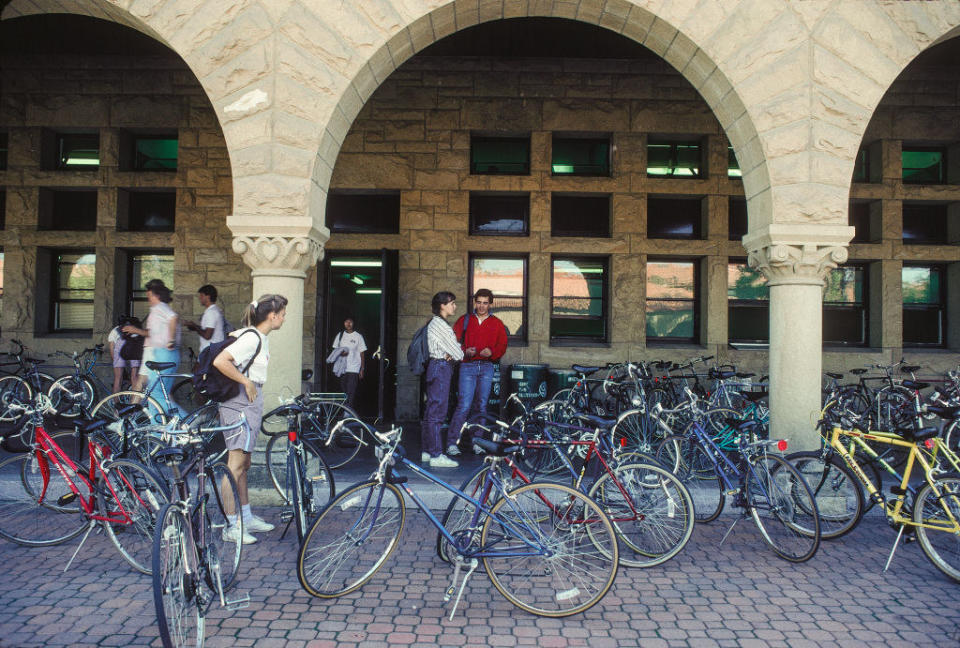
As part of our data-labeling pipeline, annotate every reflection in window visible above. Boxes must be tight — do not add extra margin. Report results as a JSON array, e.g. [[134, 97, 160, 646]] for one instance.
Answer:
[[647, 139, 701, 178], [551, 257, 607, 342], [55, 252, 96, 330], [122, 190, 176, 232], [129, 253, 175, 320], [647, 196, 702, 239], [727, 146, 740, 178], [326, 192, 400, 234], [470, 256, 527, 341], [823, 266, 867, 346], [646, 260, 697, 342], [471, 136, 530, 175], [902, 147, 946, 185], [133, 136, 178, 171], [57, 133, 99, 169], [728, 263, 768, 343], [552, 136, 610, 176], [902, 202, 948, 244], [903, 265, 944, 347], [469, 193, 529, 236]]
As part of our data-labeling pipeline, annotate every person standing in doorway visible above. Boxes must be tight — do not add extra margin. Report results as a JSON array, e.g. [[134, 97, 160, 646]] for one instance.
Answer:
[[447, 289, 508, 455], [329, 316, 366, 412], [214, 294, 288, 544], [421, 291, 463, 468], [185, 284, 226, 353]]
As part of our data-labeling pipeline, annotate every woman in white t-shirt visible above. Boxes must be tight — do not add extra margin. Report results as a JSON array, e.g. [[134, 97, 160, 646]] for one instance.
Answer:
[[122, 280, 180, 414], [213, 294, 287, 544]]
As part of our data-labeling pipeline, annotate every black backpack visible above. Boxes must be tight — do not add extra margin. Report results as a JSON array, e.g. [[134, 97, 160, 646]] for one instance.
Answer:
[[118, 316, 145, 361], [406, 321, 431, 375], [192, 329, 262, 402]]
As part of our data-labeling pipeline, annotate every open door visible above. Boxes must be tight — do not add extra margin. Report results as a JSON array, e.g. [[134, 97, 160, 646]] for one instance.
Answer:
[[319, 250, 398, 421]]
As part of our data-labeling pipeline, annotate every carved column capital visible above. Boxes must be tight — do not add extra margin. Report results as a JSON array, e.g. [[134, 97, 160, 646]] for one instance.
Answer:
[[231, 235, 324, 278], [747, 243, 848, 286]]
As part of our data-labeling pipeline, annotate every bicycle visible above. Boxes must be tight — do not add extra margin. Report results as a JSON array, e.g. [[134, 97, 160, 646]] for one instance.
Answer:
[[297, 425, 620, 618], [0, 342, 56, 424], [0, 392, 169, 574], [151, 417, 249, 648], [46, 345, 114, 417]]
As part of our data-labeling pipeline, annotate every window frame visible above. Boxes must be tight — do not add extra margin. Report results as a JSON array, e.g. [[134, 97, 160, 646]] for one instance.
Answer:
[[55, 131, 100, 170], [468, 253, 529, 345], [645, 258, 700, 344], [551, 134, 611, 177], [647, 195, 704, 240], [902, 146, 947, 185], [727, 146, 741, 178], [646, 137, 704, 179], [852, 147, 870, 184], [550, 193, 611, 238], [468, 192, 530, 237], [125, 251, 175, 320], [470, 134, 531, 176], [38, 188, 98, 231], [50, 249, 96, 334], [132, 134, 179, 172], [823, 264, 869, 347], [902, 201, 949, 245], [902, 263, 946, 348], [325, 190, 401, 235], [727, 260, 769, 344], [549, 255, 610, 346]]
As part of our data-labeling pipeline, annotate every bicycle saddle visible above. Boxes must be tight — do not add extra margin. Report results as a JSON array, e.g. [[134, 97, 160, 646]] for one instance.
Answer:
[[899, 426, 938, 442], [79, 418, 108, 434], [902, 365, 922, 373], [926, 405, 960, 419], [117, 404, 143, 417], [850, 368, 868, 375], [723, 417, 758, 431], [736, 372, 756, 379], [742, 391, 767, 402], [145, 361, 177, 371], [902, 380, 930, 390], [153, 447, 186, 464], [473, 437, 521, 457], [572, 364, 600, 375], [25, 357, 45, 364], [709, 369, 736, 379], [825, 372, 843, 380]]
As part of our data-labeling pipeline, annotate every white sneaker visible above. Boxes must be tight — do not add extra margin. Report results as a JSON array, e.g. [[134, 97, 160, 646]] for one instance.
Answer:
[[430, 454, 459, 468], [446, 444, 461, 456], [244, 515, 275, 533], [223, 524, 256, 545], [472, 443, 487, 455], [421, 452, 431, 463]]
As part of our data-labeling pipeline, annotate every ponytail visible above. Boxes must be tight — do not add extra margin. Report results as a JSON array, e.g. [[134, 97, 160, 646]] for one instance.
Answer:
[[241, 294, 288, 327]]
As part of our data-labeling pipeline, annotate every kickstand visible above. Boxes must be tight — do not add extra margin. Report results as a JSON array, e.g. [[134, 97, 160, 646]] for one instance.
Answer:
[[718, 515, 742, 549], [278, 510, 294, 541], [444, 558, 478, 620], [883, 525, 906, 573], [64, 520, 96, 573]]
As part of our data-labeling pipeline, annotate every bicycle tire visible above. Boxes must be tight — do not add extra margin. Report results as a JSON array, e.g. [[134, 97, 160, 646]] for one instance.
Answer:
[[297, 480, 405, 598], [481, 481, 619, 617], [787, 451, 863, 539], [745, 454, 821, 562], [0, 375, 31, 423], [517, 400, 577, 477], [588, 462, 695, 568], [611, 408, 666, 457], [170, 379, 209, 413], [267, 434, 336, 505], [0, 452, 88, 546], [152, 503, 204, 648], [47, 375, 97, 418], [92, 390, 168, 427], [289, 441, 335, 544], [655, 434, 724, 523], [98, 458, 169, 574], [913, 474, 960, 582], [204, 462, 244, 592]]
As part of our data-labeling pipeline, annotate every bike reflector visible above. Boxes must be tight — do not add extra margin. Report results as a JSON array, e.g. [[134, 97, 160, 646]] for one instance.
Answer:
[[288, 430, 298, 443], [620, 437, 626, 447], [777, 439, 788, 451], [924, 438, 935, 449]]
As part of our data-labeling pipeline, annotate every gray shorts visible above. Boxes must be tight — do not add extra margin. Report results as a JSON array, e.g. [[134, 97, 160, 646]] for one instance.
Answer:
[[219, 383, 263, 453]]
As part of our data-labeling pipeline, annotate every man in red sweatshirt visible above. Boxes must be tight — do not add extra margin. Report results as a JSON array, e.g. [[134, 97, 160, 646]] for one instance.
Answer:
[[446, 288, 508, 455]]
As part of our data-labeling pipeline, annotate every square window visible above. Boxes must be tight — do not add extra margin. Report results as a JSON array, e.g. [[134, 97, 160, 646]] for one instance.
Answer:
[[902, 202, 948, 245], [852, 147, 870, 183], [648, 196, 703, 240], [133, 136, 178, 171], [729, 198, 748, 241], [646, 260, 698, 342], [551, 194, 610, 237], [119, 190, 176, 232], [551, 257, 608, 343], [728, 262, 768, 343], [647, 138, 702, 178], [56, 132, 99, 169], [470, 135, 530, 175], [469, 193, 529, 236], [39, 189, 97, 231], [0, 132, 7, 170], [469, 255, 527, 342], [727, 146, 741, 178], [903, 265, 945, 347], [326, 191, 400, 234], [824, 265, 867, 346], [128, 253, 175, 320], [551, 135, 610, 176], [53, 251, 96, 331], [903, 147, 946, 185]]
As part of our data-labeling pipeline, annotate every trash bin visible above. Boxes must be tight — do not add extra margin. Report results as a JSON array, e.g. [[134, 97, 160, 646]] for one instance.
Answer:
[[509, 364, 549, 406], [487, 362, 503, 416], [548, 369, 579, 399]]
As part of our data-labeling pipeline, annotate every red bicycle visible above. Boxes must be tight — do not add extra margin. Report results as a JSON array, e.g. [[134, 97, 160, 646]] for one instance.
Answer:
[[0, 393, 169, 574]]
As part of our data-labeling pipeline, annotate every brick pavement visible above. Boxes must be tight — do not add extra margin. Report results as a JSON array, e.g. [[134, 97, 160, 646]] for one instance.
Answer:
[[0, 509, 958, 648]]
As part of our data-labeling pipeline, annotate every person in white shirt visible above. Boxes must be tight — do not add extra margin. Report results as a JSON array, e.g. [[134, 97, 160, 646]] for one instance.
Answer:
[[329, 316, 367, 411], [185, 284, 226, 353], [121, 279, 180, 414], [107, 315, 141, 393], [421, 291, 464, 468], [213, 294, 287, 545]]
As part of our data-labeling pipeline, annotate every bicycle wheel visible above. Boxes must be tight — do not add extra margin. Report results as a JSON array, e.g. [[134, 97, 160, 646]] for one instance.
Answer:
[[297, 480, 405, 598], [0, 376, 31, 423], [744, 454, 820, 562], [47, 376, 96, 418], [655, 435, 724, 523], [98, 458, 169, 574], [267, 435, 335, 505], [289, 441, 335, 544], [170, 379, 208, 413], [205, 462, 243, 592], [92, 391, 167, 428], [611, 408, 666, 456], [153, 503, 204, 648], [787, 451, 863, 539], [588, 462, 695, 568], [0, 452, 87, 546], [516, 400, 576, 477], [913, 474, 960, 582], [482, 481, 618, 617]]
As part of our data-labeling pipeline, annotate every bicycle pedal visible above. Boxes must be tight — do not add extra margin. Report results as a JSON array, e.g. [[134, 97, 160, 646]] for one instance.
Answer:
[[224, 593, 250, 610], [279, 511, 294, 524], [58, 493, 78, 506], [724, 488, 740, 496]]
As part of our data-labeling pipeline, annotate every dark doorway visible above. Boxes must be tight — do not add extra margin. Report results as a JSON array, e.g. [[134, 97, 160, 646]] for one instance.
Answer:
[[318, 251, 398, 421]]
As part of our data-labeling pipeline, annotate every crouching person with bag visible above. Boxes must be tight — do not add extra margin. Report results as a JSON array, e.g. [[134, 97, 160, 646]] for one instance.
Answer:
[[213, 294, 288, 544]]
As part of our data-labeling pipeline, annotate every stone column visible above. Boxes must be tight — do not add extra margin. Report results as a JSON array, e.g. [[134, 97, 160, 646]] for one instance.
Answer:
[[231, 234, 324, 410], [745, 226, 851, 449]]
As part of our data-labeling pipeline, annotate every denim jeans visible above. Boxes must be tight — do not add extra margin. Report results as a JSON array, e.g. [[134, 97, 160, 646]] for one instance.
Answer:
[[447, 360, 495, 447], [422, 359, 454, 457]]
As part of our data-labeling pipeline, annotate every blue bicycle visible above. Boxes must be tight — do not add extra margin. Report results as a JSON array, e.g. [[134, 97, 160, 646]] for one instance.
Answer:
[[296, 424, 619, 618]]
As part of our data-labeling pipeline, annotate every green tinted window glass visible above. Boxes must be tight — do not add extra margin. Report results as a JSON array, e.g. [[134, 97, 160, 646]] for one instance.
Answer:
[[646, 143, 672, 176], [471, 256, 526, 339], [902, 266, 941, 304], [471, 136, 530, 175], [135, 137, 178, 171], [824, 266, 864, 304], [675, 144, 701, 176], [552, 137, 609, 176], [647, 141, 701, 177], [902, 148, 945, 184], [646, 260, 697, 341], [58, 133, 99, 169], [727, 146, 741, 178], [55, 252, 95, 330], [551, 258, 607, 341], [728, 264, 767, 300], [852, 148, 869, 183]]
